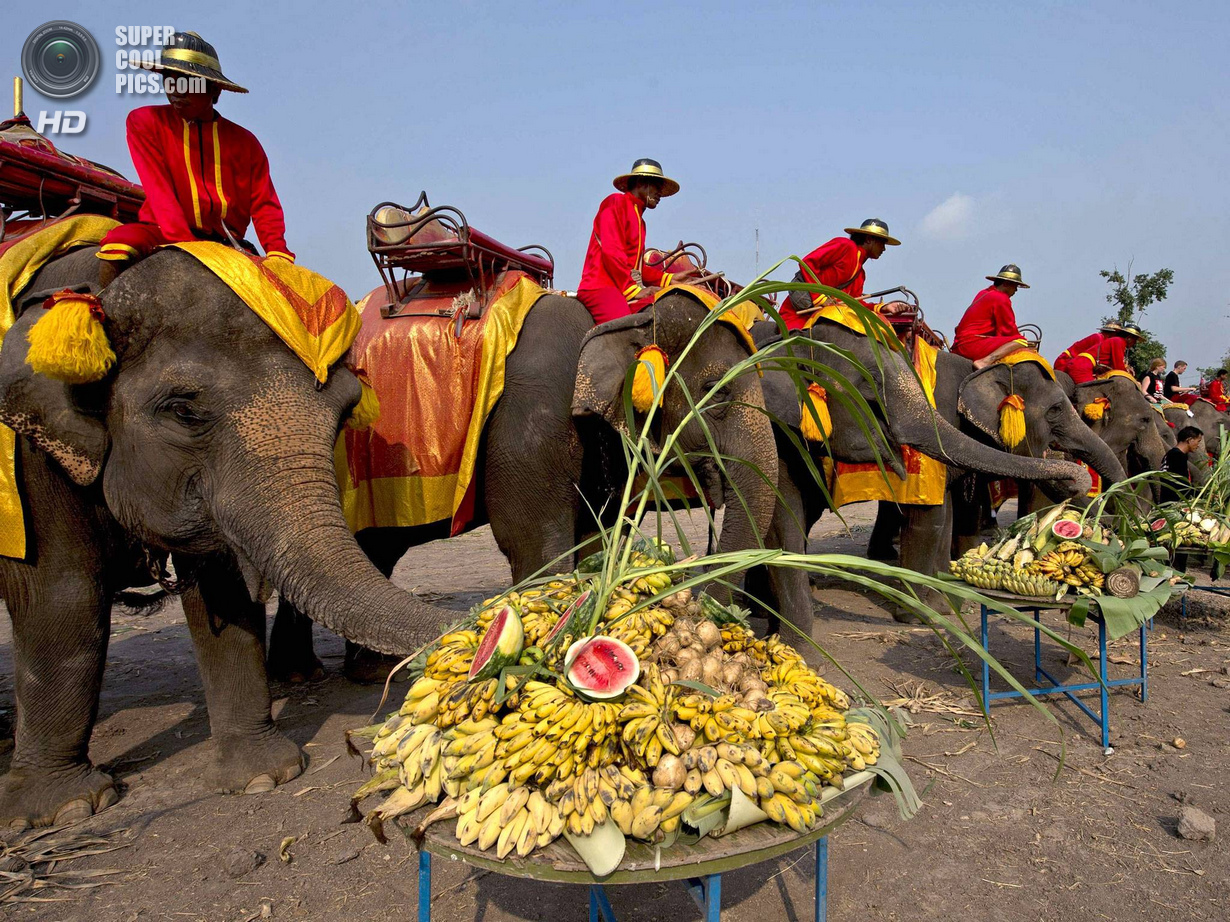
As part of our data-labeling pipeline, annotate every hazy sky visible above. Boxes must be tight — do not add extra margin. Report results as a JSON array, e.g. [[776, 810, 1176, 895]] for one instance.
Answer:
[[7, 1, 1229, 370]]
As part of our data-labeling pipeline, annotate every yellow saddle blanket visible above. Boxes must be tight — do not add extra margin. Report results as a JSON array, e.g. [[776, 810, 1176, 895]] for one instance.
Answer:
[[824, 338, 947, 507], [0, 215, 119, 560], [336, 272, 546, 535], [996, 348, 1055, 380]]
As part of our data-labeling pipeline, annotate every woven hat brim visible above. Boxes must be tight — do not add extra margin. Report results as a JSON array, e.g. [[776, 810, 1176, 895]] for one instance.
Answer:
[[844, 227, 900, 245], [613, 174, 680, 197], [986, 275, 1029, 288], [139, 58, 248, 93]]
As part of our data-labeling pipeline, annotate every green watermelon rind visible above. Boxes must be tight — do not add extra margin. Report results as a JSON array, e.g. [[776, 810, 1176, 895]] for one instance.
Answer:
[[468, 605, 525, 682]]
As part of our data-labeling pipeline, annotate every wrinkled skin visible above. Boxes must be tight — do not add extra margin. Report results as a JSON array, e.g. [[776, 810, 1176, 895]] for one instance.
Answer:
[[748, 320, 1109, 630], [0, 248, 457, 827], [267, 292, 778, 683]]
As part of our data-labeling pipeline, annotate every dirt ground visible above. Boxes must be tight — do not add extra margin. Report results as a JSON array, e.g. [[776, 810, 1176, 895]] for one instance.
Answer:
[[1, 501, 1227, 922]]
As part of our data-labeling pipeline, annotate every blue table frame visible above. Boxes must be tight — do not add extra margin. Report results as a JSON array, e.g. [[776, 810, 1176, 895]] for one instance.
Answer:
[[1180, 583, 1230, 620], [416, 836, 831, 922], [979, 601, 1147, 752]]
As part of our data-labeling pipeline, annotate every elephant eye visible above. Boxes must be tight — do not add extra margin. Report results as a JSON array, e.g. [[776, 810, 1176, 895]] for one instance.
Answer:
[[163, 397, 207, 427]]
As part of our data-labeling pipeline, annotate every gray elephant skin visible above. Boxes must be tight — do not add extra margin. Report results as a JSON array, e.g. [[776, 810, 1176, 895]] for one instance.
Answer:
[[268, 291, 779, 683], [748, 320, 1122, 632], [0, 247, 460, 827]]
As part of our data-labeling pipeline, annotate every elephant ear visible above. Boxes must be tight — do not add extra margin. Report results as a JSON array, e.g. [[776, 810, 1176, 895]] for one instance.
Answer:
[[956, 364, 1012, 445], [570, 311, 656, 433], [0, 301, 109, 486]]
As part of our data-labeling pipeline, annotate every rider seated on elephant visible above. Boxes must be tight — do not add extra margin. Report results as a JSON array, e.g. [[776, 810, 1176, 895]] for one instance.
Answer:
[[96, 31, 293, 286], [1054, 322, 1142, 384], [780, 219, 911, 331], [576, 159, 695, 325], [951, 264, 1031, 369]]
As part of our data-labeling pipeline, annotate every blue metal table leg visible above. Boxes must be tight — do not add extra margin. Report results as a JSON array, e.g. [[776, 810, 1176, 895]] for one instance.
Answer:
[[705, 873, 721, 922], [418, 851, 431, 922], [815, 836, 829, 922], [589, 885, 617, 922], [1139, 621, 1148, 702], [980, 605, 991, 707], [1033, 607, 1042, 682], [1098, 616, 1110, 751]]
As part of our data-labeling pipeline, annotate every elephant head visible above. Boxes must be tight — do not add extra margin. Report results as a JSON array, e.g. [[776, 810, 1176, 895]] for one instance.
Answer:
[[955, 356, 1125, 494], [1071, 375, 1169, 476], [571, 291, 777, 553], [0, 248, 450, 655]]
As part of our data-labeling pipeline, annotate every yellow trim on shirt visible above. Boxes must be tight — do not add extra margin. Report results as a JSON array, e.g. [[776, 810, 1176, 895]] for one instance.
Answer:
[[181, 120, 202, 229], [211, 121, 228, 222]]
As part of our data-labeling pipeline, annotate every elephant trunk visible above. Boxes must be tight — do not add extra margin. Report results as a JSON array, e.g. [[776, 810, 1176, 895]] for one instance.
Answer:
[[1051, 410, 1127, 485], [214, 440, 456, 657]]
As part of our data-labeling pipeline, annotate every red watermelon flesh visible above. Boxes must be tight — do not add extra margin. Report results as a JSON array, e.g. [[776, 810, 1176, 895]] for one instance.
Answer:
[[468, 605, 524, 681], [1149, 518, 1168, 532], [565, 636, 640, 700], [545, 590, 592, 646], [1051, 519, 1083, 540]]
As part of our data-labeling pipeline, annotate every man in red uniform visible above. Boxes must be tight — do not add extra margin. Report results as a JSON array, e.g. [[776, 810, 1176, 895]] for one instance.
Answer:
[[97, 32, 292, 284], [576, 159, 693, 325], [781, 219, 909, 330], [952, 264, 1030, 369], [1054, 322, 1141, 384]]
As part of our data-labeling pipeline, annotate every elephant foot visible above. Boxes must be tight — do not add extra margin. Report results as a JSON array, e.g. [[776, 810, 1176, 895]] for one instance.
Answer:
[[267, 627, 326, 685], [866, 541, 898, 562], [889, 605, 922, 624], [0, 764, 119, 830], [267, 655, 326, 685], [210, 731, 305, 795], [343, 642, 411, 686]]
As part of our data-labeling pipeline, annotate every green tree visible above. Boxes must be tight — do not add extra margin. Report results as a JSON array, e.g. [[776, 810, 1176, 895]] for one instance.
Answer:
[[1099, 264, 1173, 375]]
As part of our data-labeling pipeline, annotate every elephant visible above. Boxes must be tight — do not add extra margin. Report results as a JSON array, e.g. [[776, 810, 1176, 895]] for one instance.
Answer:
[[1164, 401, 1229, 458], [267, 290, 779, 682], [0, 246, 461, 827], [745, 319, 1116, 633], [1062, 374, 1172, 499]]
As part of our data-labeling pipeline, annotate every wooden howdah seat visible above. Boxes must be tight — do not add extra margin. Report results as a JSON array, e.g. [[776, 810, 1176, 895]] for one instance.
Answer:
[[367, 193, 554, 321], [0, 113, 144, 239]]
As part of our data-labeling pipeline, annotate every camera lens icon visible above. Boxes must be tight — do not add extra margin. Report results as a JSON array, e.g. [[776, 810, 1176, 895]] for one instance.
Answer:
[[21, 21, 100, 99]]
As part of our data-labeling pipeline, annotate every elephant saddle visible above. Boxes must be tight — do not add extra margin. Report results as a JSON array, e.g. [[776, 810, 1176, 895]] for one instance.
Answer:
[[336, 271, 548, 535]]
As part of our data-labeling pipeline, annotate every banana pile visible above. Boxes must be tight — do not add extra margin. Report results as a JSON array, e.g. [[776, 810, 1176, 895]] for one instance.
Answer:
[[348, 562, 882, 867], [1032, 544, 1105, 590], [950, 539, 1107, 599]]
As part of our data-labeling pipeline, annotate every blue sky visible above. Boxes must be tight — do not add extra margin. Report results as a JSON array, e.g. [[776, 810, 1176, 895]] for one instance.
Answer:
[[7, 1, 1229, 371]]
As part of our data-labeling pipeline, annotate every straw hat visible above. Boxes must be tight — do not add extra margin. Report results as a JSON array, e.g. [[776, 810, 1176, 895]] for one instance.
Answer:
[[843, 218, 900, 246], [140, 32, 248, 93], [613, 159, 679, 197], [985, 264, 1029, 288]]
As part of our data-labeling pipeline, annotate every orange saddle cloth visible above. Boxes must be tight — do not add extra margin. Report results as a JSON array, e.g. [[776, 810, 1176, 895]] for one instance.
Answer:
[[335, 270, 547, 535]]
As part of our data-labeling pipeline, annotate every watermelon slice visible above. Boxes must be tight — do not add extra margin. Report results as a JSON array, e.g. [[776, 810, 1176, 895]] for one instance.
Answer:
[[1051, 519, 1083, 540], [564, 636, 640, 700], [544, 589, 595, 647], [1149, 518, 1168, 533], [468, 605, 524, 682]]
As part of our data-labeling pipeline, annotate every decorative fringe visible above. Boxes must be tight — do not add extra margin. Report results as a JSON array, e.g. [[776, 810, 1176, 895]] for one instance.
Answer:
[[1082, 397, 1110, 421], [800, 383, 832, 442], [631, 344, 668, 413], [25, 290, 115, 384], [998, 394, 1026, 448], [346, 371, 381, 430]]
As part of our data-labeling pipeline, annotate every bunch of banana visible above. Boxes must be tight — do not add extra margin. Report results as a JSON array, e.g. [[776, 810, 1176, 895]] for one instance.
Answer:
[[617, 784, 694, 840], [762, 732, 846, 782], [514, 681, 622, 779], [619, 666, 680, 766], [436, 676, 504, 729], [844, 721, 880, 770], [440, 716, 505, 795], [764, 661, 850, 711], [397, 675, 454, 725], [949, 556, 1011, 589], [997, 569, 1067, 599], [455, 784, 565, 859], [680, 742, 762, 798], [672, 693, 758, 744], [477, 583, 579, 647], [719, 622, 763, 656], [750, 691, 811, 740], [1030, 547, 1104, 588], [601, 606, 674, 658], [759, 763, 823, 834], [423, 630, 479, 681]]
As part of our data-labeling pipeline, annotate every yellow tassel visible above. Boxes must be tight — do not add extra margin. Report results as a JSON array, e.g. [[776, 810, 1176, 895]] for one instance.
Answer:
[[998, 394, 1026, 448], [631, 344, 668, 413], [346, 373, 381, 430], [25, 291, 115, 384], [800, 383, 832, 442], [1082, 397, 1110, 421]]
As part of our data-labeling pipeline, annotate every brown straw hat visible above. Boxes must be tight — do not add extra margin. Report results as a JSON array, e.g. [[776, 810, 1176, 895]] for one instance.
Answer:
[[843, 218, 900, 246], [986, 264, 1029, 288], [139, 31, 248, 93], [612, 159, 679, 197]]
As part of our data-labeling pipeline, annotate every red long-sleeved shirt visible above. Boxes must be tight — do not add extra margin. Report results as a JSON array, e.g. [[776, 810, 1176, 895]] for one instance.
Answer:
[[780, 236, 869, 329], [578, 192, 669, 300], [952, 287, 1022, 351], [127, 105, 292, 259], [1055, 332, 1127, 372]]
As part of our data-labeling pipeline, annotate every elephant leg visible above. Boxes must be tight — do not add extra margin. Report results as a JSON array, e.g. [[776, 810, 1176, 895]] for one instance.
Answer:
[[183, 558, 304, 794], [0, 571, 118, 828], [342, 528, 418, 684], [488, 459, 581, 584], [267, 599, 323, 683], [950, 481, 982, 558], [867, 502, 902, 560], [895, 501, 953, 623]]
